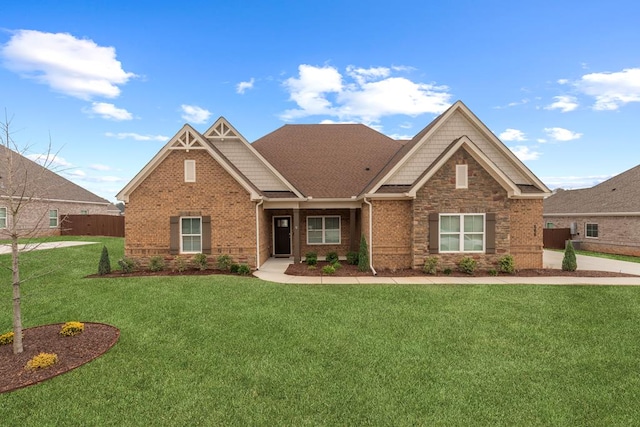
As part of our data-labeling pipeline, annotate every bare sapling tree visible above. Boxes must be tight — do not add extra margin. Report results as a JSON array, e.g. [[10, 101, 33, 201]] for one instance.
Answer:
[[1, 113, 61, 354]]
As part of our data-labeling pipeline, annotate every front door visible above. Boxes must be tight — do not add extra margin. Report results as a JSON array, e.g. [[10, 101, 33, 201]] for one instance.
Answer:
[[273, 216, 292, 256]]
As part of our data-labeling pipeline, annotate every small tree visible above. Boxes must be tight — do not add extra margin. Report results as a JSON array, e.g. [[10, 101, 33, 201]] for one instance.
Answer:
[[357, 235, 370, 272], [562, 240, 577, 272], [98, 246, 111, 275]]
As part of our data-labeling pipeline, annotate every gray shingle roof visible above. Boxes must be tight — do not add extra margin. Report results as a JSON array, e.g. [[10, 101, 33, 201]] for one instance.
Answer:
[[544, 164, 640, 213]]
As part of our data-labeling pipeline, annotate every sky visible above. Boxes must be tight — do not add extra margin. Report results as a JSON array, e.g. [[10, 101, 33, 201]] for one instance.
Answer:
[[1, 0, 639, 202]]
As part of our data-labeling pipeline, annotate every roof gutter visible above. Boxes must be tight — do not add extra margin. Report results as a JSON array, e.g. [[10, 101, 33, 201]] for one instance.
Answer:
[[363, 197, 377, 276]]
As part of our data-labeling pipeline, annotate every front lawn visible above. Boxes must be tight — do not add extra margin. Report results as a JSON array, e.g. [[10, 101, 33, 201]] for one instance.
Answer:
[[2, 237, 640, 425]]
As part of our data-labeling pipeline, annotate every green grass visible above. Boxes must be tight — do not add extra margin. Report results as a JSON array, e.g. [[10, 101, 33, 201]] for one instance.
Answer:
[[2, 238, 640, 425]]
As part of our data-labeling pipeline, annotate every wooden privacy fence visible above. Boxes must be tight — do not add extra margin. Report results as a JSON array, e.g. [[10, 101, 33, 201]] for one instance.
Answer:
[[60, 215, 124, 237], [543, 228, 571, 249]]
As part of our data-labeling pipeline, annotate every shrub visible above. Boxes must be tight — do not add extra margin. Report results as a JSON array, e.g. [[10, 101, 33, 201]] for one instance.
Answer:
[[332, 261, 342, 270], [488, 268, 499, 276], [237, 264, 251, 275], [358, 235, 370, 272], [26, 352, 58, 370], [230, 263, 240, 274], [60, 321, 84, 337], [346, 251, 359, 265], [443, 267, 452, 275], [118, 257, 138, 273], [98, 245, 111, 275], [173, 256, 188, 272], [499, 255, 516, 274], [325, 251, 339, 264], [423, 256, 438, 275], [562, 240, 578, 272], [305, 252, 318, 266], [193, 253, 208, 270], [308, 265, 317, 270], [0, 331, 14, 345], [217, 254, 233, 271], [322, 264, 336, 275], [149, 256, 165, 272], [458, 256, 477, 275]]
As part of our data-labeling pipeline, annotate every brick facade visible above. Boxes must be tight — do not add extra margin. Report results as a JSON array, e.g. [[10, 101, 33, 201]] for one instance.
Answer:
[[370, 200, 413, 269], [124, 149, 259, 268]]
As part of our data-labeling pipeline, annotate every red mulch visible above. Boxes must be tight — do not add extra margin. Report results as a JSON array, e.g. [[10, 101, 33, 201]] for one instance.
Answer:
[[0, 323, 119, 394], [285, 261, 639, 278]]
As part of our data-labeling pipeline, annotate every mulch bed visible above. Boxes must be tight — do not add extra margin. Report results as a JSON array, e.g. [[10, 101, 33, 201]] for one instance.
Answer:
[[285, 261, 639, 278], [86, 268, 255, 278], [0, 322, 120, 394]]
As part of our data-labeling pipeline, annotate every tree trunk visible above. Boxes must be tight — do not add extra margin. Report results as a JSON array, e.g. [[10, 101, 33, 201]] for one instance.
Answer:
[[12, 238, 23, 354]]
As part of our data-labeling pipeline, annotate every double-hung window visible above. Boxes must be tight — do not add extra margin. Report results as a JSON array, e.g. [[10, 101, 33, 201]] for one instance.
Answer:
[[439, 214, 485, 252], [181, 217, 202, 253], [586, 223, 598, 238], [0, 207, 6, 229], [49, 209, 58, 228], [307, 216, 340, 244]]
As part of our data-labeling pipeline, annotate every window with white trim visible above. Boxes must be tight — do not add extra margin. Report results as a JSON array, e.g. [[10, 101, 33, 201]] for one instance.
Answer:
[[456, 164, 468, 189], [440, 214, 485, 252], [307, 216, 341, 244], [184, 160, 196, 182], [586, 223, 598, 238], [49, 209, 58, 228], [0, 207, 6, 229], [181, 217, 202, 253]]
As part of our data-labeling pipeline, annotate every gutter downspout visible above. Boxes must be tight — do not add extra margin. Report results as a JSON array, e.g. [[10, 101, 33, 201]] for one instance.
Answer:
[[255, 198, 264, 270], [363, 197, 377, 276]]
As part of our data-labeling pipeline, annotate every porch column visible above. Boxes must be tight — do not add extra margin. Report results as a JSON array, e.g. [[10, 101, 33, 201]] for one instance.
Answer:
[[350, 208, 357, 252], [293, 208, 301, 263]]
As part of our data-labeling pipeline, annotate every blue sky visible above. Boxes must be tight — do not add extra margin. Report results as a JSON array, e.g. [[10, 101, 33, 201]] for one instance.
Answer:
[[1, 0, 639, 202]]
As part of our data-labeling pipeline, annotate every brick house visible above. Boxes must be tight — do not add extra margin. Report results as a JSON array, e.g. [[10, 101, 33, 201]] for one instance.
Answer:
[[544, 164, 640, 257], [0, 144, 116, 238], [117, 101, 550, 271]]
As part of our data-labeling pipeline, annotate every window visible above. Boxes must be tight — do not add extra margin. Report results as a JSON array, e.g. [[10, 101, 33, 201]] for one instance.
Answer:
[[439, 214, 484, 252], [81, 210, 88, 215], [181, 217, 202, 252], [586, 223, 598, 238], [307, 216, 340, 244], [0, 207, 6, 229], [49, 209, 58, 228], [184, 160, 196, 182], [456, 164, 468, 189], [546, 222, 554, 229]]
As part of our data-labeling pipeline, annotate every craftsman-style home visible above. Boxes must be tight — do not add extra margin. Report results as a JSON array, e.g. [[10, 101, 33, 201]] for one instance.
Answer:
[[117, 101, 550, 271]]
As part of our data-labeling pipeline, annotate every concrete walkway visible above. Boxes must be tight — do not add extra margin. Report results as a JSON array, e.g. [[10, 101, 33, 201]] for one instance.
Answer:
[[253, 251, 640, 286], [0, 241, 99, 255]]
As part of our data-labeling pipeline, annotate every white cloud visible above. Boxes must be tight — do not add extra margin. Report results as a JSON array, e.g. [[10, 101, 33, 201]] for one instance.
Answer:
[[537, 138, 547, 143], [88, 102, 133, 120], [557, 79, 569, 85], [236, 78, 255, 94], [105, 132, 169, 141], [577, 68, 640, 110], [181, 104, 211, 124], [399, 122, 413, 129], [545, 95, 578, 112], [509, 145, 540, 161], [544, 127, 582, 141], [26, 153, 71, 167], [65, 169, 86, 177], [281, 64, 451, 123], [499, 128, 527, 141], [90, 164, 111, 171], [0, 29, 136, 100], [542, 174, 612, 190]]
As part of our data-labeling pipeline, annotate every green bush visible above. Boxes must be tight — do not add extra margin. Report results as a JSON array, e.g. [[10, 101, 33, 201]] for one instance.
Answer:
[[193, 253, 208, 270], [305, 252, 317, 266], [325, 251, 339, 264], [488, 268, 498, 276], [237, 264, 251, 275], [118, 257, 138, 273], [173, 256, 188, 272], [423, 256, 438, 275], [458, 257, 477, 275], [332, 261, 342, 270], [562, 240, 578, 272], [230, 263, 240, 274], [149, 256, 166, 272], [443, 267, 452, 275], [98, 245, 111, 275], [322, 264, 336, 275], [346, 251, 359, 265], [358, 235, 370, 272], [217, 254, 233, 271], [499, 255, 516, 274]]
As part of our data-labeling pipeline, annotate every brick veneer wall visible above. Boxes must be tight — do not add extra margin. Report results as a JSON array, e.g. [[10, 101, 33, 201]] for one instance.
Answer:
[[125, 149, 259, 268], [371, 200, 413, 269], [545, 216, 640, 257]]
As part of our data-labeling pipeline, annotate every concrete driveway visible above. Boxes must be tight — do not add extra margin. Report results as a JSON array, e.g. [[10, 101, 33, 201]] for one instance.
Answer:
[[543, 250, 640, 275], [0, 241, 98, 255]]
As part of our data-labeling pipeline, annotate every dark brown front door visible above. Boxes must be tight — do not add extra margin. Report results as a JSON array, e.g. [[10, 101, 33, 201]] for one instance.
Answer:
[[274, 216, 291, 256]]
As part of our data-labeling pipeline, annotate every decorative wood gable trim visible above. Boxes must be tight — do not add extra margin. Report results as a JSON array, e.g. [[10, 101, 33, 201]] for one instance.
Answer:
[[204, 117, 304, 199], [169, 127, 207, 150]]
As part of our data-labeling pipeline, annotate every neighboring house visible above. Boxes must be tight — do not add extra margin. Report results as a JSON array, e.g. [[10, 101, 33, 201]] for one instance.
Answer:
[[117, 101, 550, 271], [0, 144, 116, 238], [543, 164, 640, 257]]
